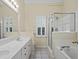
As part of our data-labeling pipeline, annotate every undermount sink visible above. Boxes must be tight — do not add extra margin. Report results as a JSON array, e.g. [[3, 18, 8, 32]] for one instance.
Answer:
[[0, 50, 9, 57], [16, 37, 23, 41]]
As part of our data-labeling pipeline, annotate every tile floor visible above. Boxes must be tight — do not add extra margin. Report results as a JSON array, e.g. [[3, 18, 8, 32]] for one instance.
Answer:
[[30, 48, 49, 59]]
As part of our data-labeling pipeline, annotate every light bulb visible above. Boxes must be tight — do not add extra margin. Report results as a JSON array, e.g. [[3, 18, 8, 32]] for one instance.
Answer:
[[11, 0, 14, 2], [14, 1, 16, 5], [16, 5, 19, 8]]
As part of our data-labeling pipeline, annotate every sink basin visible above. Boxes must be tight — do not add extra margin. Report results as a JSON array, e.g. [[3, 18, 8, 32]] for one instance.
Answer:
[[16, 38, 23, 41], [0, 50, 9, 57]]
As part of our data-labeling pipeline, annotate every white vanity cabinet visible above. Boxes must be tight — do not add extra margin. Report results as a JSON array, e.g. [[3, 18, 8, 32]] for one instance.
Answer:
[[12, 39, 32, 59], [22, 45, 28, 59], [26, 40, 32, 59], [22, 40, 32, 59]]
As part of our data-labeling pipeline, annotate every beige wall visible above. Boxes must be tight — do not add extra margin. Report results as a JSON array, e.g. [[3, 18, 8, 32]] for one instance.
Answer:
[[24, 3, 63, 47], [17, 0, 26, 32], [63, 0, 77, 12]]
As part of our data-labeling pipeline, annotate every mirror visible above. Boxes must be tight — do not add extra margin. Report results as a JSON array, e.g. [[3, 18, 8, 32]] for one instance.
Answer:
[[0, 1, 18, 39]]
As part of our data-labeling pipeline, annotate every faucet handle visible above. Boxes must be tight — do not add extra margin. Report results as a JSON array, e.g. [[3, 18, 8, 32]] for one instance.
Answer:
[[72, 41, 78, 44], [61, 46, 70, 48], [60, 46, 70, 50]]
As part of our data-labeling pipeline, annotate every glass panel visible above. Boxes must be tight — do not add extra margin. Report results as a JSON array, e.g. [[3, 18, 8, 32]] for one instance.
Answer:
[[6, 27, 8, 32], [38, 27, 41, 35], [10, 27, 12, 32], [42, 27, 45, 35], [54, 13, 75, 32]]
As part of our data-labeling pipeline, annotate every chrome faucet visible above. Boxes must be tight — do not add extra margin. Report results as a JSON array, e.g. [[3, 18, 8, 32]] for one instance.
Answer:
[[72, 41, 78, 44], [61, 46, 70, 48], [60, 46, 70, 50]]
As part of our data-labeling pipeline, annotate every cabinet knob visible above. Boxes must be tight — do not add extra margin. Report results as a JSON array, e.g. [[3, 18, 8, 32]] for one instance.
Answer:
[[24, 53, 26, 55], [24, 48, 26, 49]]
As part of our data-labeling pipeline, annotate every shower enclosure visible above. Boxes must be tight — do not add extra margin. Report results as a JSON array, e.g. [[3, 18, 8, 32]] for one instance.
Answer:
[[53, 13, 76, 32], [48, 13, 76, 49]]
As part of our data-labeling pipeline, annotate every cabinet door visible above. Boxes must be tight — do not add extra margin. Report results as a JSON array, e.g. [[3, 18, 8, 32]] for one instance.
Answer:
[[12, 50, 22, 59], [21, 40, 32, 59], [22, 47, 27, 59], [17, 50, 22, 59], [26, 40, 32, 59]]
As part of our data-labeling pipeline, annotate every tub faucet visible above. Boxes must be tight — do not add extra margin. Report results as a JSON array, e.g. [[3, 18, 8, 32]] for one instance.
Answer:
[[60, 46, 70, 50], [61, 46, 70, 49], [72, 41, 78, 44]]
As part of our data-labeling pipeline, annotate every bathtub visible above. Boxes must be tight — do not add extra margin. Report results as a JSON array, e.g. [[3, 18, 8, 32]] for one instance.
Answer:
[[55, 46, 78, 59]]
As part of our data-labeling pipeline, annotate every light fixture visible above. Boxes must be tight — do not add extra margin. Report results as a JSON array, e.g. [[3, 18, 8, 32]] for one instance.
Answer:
[[3, 0, 19, 12], [11, 0, 14, 2], [16, 4, 19, 8], [10, 0, 19, 8], [14, 1, 16, 5]]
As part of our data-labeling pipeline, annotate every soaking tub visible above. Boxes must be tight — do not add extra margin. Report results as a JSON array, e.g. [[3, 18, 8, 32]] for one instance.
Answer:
[[56, 46, 78, 59]]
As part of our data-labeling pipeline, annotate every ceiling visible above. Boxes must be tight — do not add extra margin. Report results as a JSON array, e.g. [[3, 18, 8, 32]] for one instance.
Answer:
[[24, 0, 64, 4]]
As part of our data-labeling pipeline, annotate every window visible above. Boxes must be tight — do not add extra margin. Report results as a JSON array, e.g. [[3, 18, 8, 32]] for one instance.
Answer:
[[6, 27, 8, 32], [10, 27, 12, 32], [36, 16, 47, 37], [42, 27, 45, 35], [38, 27, 41, 35], [3, 16, 13, 32]]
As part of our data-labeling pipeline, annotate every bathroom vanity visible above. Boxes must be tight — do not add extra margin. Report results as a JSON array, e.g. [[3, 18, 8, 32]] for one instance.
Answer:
[[0, 36, 32, 59]]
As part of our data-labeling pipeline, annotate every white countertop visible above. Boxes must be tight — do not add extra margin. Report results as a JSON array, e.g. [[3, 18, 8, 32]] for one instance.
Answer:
[[0, 36, 31, 59]]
